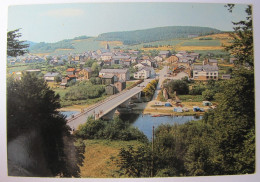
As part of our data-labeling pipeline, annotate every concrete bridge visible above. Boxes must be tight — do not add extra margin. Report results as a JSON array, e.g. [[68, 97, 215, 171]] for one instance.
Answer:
[[66, 79, 152, 130]]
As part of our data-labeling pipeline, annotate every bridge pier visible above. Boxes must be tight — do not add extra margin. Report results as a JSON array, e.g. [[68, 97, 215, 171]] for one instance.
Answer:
[[119, 99, 130, 108], [131, 92, 142, 103], [101, 108, 117, 120]]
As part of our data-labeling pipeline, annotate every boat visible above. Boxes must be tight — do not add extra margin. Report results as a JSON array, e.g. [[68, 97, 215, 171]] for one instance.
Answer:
[[152, 114, 163, 117]]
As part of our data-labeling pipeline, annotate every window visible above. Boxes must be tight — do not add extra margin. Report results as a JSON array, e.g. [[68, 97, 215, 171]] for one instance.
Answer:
[[214, 73, 217, 75], [206, 73, 209, 75], [210, 73, 213, 75]]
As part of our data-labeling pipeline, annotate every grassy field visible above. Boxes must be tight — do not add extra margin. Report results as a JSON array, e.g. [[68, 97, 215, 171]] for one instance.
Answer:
[[7, 64, 29, 73], [181, 39, 221, 46], [80, 139, 145, 178]]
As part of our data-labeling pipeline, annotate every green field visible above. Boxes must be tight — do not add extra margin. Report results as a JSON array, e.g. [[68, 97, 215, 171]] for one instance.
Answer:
[[181, 39, 221, 46], [128, 39, 185, 49]]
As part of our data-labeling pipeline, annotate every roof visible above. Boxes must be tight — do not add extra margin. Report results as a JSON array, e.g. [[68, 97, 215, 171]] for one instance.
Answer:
[[209, 59, 218, 63], [44, 72, 60, 77], [83, 67, 92, 72], [112, 55, 130, 60], [193, 65, 219, 71], [100, 69, 128, 74], [159, 51, 170, 54], [66, 68, 76, 72], [102, 75, 115, 79], [67, 75, 77, 78]]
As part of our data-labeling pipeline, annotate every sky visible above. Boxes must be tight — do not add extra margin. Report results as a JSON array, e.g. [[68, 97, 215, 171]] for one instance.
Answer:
[[8, 2, 249, 43]]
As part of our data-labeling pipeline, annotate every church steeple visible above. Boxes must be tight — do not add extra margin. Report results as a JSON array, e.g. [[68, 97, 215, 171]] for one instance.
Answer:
[[105, 43, 110, 50]]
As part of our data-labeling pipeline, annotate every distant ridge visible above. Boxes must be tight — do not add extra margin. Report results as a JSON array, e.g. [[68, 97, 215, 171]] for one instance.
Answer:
[[96, 26, 222, 45]]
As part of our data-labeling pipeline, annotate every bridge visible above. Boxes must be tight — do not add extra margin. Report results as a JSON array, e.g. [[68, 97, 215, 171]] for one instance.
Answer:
[[66, 79, 152, 130]]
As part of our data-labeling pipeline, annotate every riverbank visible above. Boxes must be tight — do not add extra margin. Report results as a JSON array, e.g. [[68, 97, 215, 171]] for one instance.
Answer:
[[129, 100, 207, 116]]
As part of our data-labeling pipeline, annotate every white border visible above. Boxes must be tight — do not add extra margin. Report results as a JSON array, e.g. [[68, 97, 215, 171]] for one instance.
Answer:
[[0, 0, 259, 182]]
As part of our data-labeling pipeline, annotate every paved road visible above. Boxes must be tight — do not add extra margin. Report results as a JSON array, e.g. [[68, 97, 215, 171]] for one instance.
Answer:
[[153, 66, 168, 100], [67, 78, 152, 130]]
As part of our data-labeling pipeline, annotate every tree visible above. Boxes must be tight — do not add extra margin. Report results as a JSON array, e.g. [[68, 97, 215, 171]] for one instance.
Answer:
[[225, 5, 253, 67], [164, 80, 189, 95], [7, 29, 29, 57], [54, 75, 62, 83], [7, 73, 80, 177]]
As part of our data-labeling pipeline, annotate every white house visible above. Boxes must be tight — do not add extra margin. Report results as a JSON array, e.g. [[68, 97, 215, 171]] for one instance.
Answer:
[[193, 65, 219, 81], [134, 69, 150, 79]]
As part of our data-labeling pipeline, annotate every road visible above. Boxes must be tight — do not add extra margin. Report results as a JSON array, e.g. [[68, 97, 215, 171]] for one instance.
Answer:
[[153, 66, 168, 100]]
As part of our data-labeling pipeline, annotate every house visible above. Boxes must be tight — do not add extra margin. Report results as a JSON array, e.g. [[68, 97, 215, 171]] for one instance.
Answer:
[[140, 60, 152, 67], [193, 65, 219, 81], [105, 84, 116, 95], [134, 69, 150, 79], [114, 81, 126, 92], [159, 51, 170, 58], [154, 56, 163, 62], [101, 75, 117, 85], [178, 59, 191, 69], [99, 69, 130, 81], [44, 72, 60, 82], [76, 67, 92, 80], [133, 63, 147, 70], [203, 59, 218, 66], [66, 68, 76, 75], [165, 55, 179, 64]]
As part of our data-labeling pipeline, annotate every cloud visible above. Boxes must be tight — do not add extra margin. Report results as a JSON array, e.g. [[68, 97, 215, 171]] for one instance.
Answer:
[[44, 8, 84, 17]]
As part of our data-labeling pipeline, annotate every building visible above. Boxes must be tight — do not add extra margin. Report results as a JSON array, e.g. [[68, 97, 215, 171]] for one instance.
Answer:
[[165, 55, 179, 64], [114, 81, 126, 92], [76, 67, 92, 80], [101, 75, 117, 85], [99, 69, 130, 81], [105, 84, 116, 95], [44, 72, 60, 82], [134, 69, 150, 79], [66, 68, 76, 75], [203, 59, 218, 66], [193, 65, 219, 81], [159, 51, 170, 58]]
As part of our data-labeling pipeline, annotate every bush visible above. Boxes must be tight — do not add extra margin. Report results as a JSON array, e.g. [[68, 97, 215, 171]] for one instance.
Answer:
[[164, 80, 189, 95], [202, 89, 215, 101], [75, 116, 148, 143]]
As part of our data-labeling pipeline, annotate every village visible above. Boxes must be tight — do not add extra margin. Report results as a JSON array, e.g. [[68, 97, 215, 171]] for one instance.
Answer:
[[7, 43, 235, 116]]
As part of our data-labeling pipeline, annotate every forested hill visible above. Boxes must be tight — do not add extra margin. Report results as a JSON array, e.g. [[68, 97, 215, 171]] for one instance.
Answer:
[[96, 26, 222, 45]]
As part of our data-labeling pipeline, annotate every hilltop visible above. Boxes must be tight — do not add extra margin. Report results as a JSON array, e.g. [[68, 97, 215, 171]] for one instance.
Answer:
[[96, 26, 222, 45], [28, 26, 225, 55]]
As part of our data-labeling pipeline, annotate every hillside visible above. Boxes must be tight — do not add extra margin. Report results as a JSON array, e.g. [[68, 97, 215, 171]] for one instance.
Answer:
[[96, 26, 222, 45]]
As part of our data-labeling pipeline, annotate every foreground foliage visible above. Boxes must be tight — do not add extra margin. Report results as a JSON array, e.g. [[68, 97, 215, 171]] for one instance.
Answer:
[[7, 73, 81, 177]]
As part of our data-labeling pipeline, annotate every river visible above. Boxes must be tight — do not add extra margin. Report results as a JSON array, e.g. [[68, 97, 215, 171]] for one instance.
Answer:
[[119, 113, 202, 140]]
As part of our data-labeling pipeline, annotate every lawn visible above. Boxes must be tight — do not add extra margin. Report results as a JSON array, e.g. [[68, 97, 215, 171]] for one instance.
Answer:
[[80, 139, 145, 178]]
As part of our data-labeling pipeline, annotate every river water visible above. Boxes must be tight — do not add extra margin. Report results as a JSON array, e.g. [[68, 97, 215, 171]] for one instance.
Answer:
[[61, 111, 80, 119], [119, 113, 202, 140]]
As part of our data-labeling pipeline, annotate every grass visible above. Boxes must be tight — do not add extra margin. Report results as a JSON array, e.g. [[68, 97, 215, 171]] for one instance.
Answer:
[[181, 39, 221, 47], [178, 95, 204, 102], [80, 139, 145, 178], [7, 65, 29, 73]]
